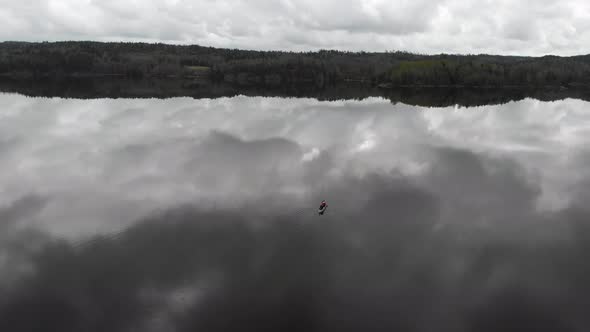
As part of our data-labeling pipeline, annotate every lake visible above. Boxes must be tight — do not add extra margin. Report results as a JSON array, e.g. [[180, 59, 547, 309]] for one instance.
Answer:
[[1, 92, 589, 331]]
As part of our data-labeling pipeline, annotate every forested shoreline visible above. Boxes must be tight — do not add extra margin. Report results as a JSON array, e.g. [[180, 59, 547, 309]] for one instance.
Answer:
[[3, 41, 590, 89]]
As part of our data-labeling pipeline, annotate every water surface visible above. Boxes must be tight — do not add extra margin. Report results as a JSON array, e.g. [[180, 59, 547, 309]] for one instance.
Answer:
[[1, 94, 590, 331]]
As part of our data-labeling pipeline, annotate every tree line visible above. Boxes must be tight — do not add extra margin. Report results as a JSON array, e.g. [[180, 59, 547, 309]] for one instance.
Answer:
[[1, 41, 590, 88]]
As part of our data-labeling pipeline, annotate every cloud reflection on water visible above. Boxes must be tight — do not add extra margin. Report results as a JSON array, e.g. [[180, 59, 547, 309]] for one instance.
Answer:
[[1, 94, 590, 331]]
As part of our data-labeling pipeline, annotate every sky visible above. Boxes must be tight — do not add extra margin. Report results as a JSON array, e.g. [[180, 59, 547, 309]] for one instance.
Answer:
[[1, 0, 590, 55], [3, 94, 590, 330]]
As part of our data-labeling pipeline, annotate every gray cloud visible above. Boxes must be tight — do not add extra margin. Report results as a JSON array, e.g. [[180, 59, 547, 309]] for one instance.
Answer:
[[1, 0, 589, 55], [0, 194, 47, 230]]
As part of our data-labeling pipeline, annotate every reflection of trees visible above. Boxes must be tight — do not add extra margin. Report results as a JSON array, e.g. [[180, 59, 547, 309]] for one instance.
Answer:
[[1, 77, 590, 108]]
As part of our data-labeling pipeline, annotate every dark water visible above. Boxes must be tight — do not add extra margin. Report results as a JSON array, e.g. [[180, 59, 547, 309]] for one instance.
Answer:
[[1, 93, 590, 331], [3, 77, 590, 107]]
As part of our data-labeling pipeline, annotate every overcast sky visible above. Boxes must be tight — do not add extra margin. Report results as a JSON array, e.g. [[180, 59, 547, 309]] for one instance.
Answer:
[[1, 0, 589, 55]]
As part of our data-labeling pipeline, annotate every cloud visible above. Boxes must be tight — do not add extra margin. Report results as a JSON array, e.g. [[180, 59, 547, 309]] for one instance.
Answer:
[[0, 195, 48, 230], [0, 195, 52, 291], [0, 0, 589, 55], [301, 147, 320, 162]]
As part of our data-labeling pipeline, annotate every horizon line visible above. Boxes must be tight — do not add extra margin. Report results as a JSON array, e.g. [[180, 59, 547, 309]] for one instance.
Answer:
[[1, 39, 588, 59]]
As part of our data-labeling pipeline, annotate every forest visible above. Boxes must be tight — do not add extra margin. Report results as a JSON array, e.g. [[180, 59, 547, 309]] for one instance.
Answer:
[[2, 41, 590, 88]]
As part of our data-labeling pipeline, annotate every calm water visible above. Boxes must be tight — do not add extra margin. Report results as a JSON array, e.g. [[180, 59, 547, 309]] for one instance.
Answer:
[[1, 93, 590, 331]]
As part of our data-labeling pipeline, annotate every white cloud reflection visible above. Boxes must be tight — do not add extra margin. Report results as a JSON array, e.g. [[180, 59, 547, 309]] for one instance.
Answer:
[[1, 94, 590, 238]]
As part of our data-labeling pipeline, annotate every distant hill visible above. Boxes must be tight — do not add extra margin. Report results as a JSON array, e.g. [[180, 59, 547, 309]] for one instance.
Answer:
[[2, 41, 590, 89]]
